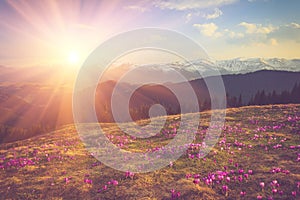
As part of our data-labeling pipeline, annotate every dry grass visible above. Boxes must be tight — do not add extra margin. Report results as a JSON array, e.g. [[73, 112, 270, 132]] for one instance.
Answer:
[[0, 104, 299, 199]]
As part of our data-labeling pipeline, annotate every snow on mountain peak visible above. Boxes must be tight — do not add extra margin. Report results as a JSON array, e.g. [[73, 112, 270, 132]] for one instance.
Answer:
[[108, 58, 300, 84]]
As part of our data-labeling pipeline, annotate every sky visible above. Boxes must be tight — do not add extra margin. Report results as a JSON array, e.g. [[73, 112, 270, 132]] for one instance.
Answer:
[[0, 0, 300, 67]]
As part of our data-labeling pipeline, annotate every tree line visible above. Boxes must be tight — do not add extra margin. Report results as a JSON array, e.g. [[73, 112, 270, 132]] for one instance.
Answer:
[[1, 83, 299, 143], [227, 82, 300, 107], [0, 124, 51, 143]]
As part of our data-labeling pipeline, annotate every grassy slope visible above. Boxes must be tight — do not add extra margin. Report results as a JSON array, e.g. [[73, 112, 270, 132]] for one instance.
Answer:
[[0, 104, 299, 200]]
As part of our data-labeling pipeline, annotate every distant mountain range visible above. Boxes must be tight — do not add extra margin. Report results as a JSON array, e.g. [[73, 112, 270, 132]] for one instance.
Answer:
[[1, 58, 299, 85], [0, 58, 300, 143], [216, 58, 300, 74], [102, 58, 300, 84], [95, 70, 300, 122], [0, 65, 76, 85]]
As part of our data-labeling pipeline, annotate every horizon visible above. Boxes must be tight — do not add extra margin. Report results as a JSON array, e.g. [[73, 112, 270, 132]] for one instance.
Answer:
[[1, 56, 300, 69]]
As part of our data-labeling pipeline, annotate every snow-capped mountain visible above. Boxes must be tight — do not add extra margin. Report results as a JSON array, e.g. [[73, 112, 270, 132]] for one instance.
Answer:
[[166, 57, 300, 75], [104, 58, 300, 84], [216, 58, 300, 74]]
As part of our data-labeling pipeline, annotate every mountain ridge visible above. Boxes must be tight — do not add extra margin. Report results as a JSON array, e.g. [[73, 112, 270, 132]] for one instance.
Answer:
[[101, 58, 300, 84]]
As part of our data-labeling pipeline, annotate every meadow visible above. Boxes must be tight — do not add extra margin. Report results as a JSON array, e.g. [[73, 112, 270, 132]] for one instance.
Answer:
[[0, 104, 299, 199]]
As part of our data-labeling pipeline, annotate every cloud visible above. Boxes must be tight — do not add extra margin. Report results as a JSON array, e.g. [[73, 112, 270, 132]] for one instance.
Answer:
[[185, 8, 223, 22], [204, 8, 223, 19], [224, 29, 244, 38], [154, 0, 238, 11], [268, 22, 300, 43], [239, 22, 257, 33], [289, 22, 300, 29], [225, 22, 276, 46], [124, 5, 148, 12], [193, 23, 222, 37], [239, 22, 276, 34], [185, 13, 194, 22], [248, 0, 271, 2], [193, 21, 300, 48], [226, 22, 299, 46]]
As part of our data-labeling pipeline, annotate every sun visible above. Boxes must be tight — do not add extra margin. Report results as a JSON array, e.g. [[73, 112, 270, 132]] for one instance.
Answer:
[[67, 51, 80, 64]]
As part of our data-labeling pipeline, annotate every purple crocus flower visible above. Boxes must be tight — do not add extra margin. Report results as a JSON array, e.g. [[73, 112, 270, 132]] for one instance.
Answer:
[[222, 185, 228, 192], [125, 171, 135, 179], [112, 180, 118, 186], [194, 174, 200, 179], [185, 174, 192, 179], [238, 176, 243, 182], [103, 185, 108, 190], [84, 179, 92, 184], [240, 191, 246, 197], [193, 178, 200, 184], [170, 189, 180, 199]]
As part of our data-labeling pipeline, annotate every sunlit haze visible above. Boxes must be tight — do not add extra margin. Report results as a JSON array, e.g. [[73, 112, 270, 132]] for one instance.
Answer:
[[0, 0, 300, 68]]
